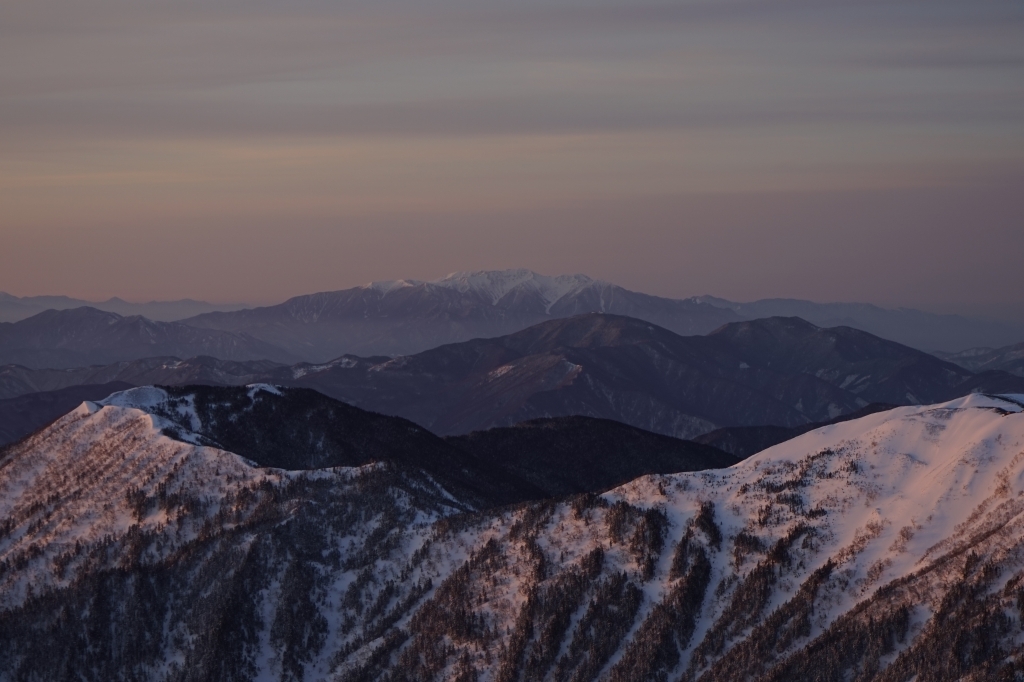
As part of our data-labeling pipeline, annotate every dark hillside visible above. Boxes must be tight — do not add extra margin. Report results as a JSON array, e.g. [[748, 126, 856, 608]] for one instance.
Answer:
[[446, 415, 738, 497]]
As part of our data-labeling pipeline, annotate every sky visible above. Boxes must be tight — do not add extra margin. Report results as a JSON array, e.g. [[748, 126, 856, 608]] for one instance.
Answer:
[[1, 0, 1022, 319]]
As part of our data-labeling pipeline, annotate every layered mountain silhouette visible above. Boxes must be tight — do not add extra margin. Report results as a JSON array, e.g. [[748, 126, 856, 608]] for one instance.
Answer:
[[3, 387, 1024, 680], [184, 270, 1024, 357], [0, 355, 284, 400], [184, 270, 1024, 358], [278, 314, 1024, 438], [0, 307, 295, 369], [6, 272, 1019, 369], [182, 269, 741, 360], [697, 295, 1023, 352], [3, 314, 1022, 443], [0, 291, 250, 323]]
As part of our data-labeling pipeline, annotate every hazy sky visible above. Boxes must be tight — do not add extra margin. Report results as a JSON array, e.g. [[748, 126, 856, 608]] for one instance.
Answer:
[[1, 0, 1022, 317]]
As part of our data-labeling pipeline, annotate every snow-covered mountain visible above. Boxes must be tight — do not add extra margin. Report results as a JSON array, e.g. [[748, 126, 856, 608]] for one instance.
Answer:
[[182, 269, 741, 361], [178, 270, 1023, 360], [7, 272, 1020, 361], [365, 271, 598, 311], [2, 389, 1024, 680]]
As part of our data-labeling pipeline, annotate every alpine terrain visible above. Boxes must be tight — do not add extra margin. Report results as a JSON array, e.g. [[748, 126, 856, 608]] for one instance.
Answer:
[[1, 388, 1024, 680]]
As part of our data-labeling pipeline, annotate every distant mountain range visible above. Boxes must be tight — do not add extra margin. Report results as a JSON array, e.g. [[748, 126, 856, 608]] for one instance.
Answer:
[[697, 295, 1023, 353], [276, 314, 1024, 438], [0, 382, 134, 446], [180, 270, 739, 361], [0, 291, 249, 323], [4, 383, 1024, 679], [0, 355, 285, 400], [182, 270, 1022, 357], [3, 314, 1021, 443], [936, 341, 1024, 377], [4, 271, 1020, 365], [0, 307, 296, 369]]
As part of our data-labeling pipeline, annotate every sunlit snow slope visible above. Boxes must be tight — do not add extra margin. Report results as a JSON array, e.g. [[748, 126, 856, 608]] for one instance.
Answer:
[[2, 391, 1024, 681]]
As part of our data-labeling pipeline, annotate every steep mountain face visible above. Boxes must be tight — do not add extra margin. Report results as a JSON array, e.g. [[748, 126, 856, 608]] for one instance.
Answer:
[[3, 390, 1024, 680], [0, 382, 133, 446], [0, 307, 295, 369], [182, 269, 741, 361], [0, 291, 251, 323], [698, 295, 1024, 352], [0, 355, 286, 400], [445, 416, 738, 498], [937, 341, 1024, 378]]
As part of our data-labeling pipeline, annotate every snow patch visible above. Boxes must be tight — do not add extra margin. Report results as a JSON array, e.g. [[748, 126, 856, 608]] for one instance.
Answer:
[[246, 383, 283, 398]]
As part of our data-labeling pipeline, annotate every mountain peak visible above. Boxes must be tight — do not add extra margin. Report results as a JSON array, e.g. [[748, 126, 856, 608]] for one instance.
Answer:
[[358, 278, 422, 294], [433, 269, 600, 306], [6, 391, 1024, 678]]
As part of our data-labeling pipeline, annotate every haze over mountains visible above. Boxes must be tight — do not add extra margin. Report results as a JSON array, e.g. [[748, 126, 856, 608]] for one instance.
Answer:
[[2, 314, 1022, 447], [696, 295, 1023, 354], [0, 291, 249, 323], [3, 384, 1024, 680], [938, 341, 1024, 378], [3, 270, 1024, 680], [184, 270, 1022, 357], [181, 270, 739, 361], [0, 307, 296, 369], [277, 314, 1024, 438], [2, 272, 1021, 371]]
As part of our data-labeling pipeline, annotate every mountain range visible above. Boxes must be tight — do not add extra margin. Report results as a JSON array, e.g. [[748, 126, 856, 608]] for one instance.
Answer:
[[937, 341, 1024, 378], [2, 314, 1023, 444], [3, 272, 1020, 369], [180, 269, 1024, 357], [2, 385, 1023, 680], [180, 270, 739, 361], [697, 295, 1023, 353], [0, 291, 249, 323], [0, 306, 296, 369]]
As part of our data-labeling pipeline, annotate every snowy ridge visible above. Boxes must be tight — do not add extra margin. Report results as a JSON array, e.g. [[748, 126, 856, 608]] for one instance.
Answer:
[[433, 269, 599, 308], [3, 393, 1024, 679], [360, 269, 602, 309]]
